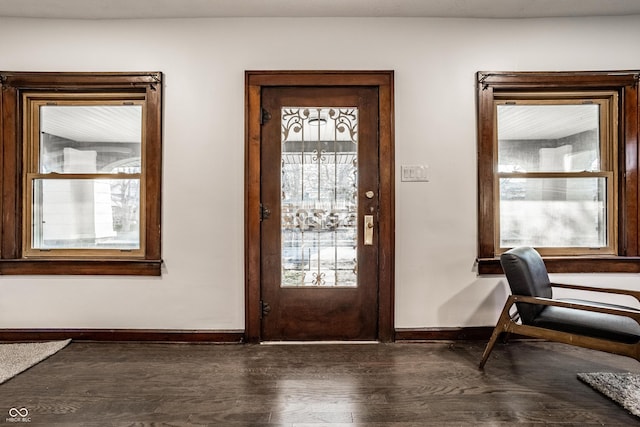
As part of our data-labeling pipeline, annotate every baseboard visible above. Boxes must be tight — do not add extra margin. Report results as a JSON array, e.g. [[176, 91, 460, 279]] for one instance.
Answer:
[[0, 329, 245, 343], [394, 327, 494, 341], [0, 327, 498, 343]]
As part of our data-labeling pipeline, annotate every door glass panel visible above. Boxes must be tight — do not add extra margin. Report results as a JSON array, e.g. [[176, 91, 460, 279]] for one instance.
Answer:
[[281, 107, 358, 287]]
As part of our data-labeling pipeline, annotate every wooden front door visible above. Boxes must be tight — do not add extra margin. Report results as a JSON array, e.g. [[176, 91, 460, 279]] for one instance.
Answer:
[[245, 71, 395, 343]]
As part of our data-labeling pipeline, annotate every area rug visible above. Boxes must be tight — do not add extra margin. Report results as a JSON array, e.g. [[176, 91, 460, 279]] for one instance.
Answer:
[[578, 372, 640, 417], [0, 339, 71, 384]]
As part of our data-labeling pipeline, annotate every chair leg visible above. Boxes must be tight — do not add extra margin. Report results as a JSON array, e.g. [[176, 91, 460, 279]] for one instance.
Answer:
[[479, 299, 515, 369], [502, 332, 512, 344], [479, 327, 503, 369]]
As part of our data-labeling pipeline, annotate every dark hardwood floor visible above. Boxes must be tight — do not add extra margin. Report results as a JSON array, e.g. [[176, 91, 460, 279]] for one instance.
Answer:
[[0, 340, 638, 426]]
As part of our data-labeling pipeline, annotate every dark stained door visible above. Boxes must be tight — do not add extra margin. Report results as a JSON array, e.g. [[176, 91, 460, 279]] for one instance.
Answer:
[[260, 86, 380, 340]]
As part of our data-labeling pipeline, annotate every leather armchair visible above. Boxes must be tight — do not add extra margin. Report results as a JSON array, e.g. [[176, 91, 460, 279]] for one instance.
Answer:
[[479, 246, 640, 369]]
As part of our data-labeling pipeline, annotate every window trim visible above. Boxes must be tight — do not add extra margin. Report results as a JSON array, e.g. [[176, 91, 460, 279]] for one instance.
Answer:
[[477, 71, 640, 274], [0, 72, 162, 275], [23, 94, 146, 258]]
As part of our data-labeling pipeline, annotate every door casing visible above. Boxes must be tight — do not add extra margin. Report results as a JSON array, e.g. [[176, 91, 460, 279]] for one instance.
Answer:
[[244, 71, 395, 343]]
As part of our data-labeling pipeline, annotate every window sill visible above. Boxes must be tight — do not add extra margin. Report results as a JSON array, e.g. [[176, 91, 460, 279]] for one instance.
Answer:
[[0, 259, 162, 276], [477, 256, 640, 275]]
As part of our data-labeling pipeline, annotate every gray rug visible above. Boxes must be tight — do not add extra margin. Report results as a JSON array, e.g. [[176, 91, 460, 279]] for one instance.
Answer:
[[0, 339, 71, 384], [578, 372, 640, 417]]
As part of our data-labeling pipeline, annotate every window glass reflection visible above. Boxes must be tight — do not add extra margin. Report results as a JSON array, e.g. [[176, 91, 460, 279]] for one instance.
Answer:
[[40, 105, 142, 174], [500, 177, 607, 248], [33, 178, 140, 250], [497, 104, 600, 173]]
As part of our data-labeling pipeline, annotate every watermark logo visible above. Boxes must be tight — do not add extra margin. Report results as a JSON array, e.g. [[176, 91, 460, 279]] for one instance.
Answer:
[[6, 408, 31, 423]]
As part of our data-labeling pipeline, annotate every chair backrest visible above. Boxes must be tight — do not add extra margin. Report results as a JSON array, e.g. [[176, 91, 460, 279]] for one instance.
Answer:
[[499, 246, 552, 324]]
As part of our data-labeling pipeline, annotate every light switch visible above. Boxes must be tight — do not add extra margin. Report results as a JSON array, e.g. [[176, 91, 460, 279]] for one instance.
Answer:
[[401, 165, 429, 182]]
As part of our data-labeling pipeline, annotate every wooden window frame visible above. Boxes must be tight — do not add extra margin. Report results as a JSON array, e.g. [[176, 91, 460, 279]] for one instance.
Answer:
[[493, 92, 618, 256], [0, 72, 162, 275], [477, 71, 640, 274]]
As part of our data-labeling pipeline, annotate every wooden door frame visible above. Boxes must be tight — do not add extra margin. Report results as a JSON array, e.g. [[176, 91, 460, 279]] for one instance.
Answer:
[[245, 70, 395, 343]]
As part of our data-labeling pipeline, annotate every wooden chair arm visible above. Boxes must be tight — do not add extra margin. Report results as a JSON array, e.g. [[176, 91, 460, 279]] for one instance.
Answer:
[[550, 282, 640, 304], [509, 294, 640, 324]]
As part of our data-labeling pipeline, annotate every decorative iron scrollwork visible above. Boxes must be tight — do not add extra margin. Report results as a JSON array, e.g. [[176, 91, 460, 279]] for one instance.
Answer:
[[280, 107, 359, 287], [281, 108, 358, 144]]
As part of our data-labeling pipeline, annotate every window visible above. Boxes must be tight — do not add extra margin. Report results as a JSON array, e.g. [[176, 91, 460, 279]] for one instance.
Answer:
[[495, 92, 617, 255], [477, 71, 640, 274], [0, 72, 162, 275]]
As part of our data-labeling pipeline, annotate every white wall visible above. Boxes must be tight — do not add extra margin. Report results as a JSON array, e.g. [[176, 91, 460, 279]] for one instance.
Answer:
[[1, 15, 640, 331]]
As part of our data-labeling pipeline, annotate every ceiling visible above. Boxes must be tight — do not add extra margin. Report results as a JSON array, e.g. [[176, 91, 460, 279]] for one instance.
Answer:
[[1, 0, 640, 20]]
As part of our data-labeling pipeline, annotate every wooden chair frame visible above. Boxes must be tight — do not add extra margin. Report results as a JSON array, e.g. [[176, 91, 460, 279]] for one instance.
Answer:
[[479, 282, 640, 369]]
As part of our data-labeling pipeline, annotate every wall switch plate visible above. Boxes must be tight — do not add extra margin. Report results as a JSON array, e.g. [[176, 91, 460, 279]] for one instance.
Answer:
[[401, 165, 429, 182]]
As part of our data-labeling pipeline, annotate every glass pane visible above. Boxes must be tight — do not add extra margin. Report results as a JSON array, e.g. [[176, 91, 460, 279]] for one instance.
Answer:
[[40, 105, 142, 174], [281, 108, 358, 287], [497, 104, 600, 172], [32, 178, 140, 250], [500, 177, 607, 248]]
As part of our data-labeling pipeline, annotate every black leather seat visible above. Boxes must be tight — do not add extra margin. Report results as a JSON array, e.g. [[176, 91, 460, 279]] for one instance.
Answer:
[[533, 298, 640, 344], [479, 246, 640, 369]]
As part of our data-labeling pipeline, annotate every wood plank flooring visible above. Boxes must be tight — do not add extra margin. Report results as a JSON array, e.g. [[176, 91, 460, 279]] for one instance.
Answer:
[[0, 340, 638, 426]]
